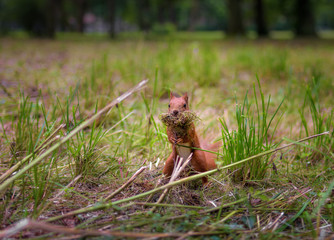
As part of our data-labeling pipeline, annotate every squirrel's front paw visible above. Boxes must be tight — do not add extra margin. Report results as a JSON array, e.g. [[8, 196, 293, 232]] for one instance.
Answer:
[[171, 137, 182, 144], [170, 137, 180, 144], [169, 136, 176, 143]]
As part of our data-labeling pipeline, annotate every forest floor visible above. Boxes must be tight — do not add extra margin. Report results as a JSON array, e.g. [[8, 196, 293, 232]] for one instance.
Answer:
[[0, 36, 334, 239]]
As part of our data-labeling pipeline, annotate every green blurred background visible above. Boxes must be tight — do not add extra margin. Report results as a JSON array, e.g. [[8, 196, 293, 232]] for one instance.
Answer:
[[1, 0, 334, 39]]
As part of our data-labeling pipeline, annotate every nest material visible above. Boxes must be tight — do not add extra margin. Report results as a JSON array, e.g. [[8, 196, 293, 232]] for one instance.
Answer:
[[160, 111, 198, 127], [159, 111, 199, 138]]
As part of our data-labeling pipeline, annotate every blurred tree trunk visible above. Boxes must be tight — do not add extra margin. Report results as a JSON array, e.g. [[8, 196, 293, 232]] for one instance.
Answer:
[[137, 0, 152, 33], [45, 0, 56, 38], [157, 2, 165, 24], [254, 0, 268, 37], [162, 0, 177, 25], [169, 5, 177, 26], [59, 0, 68, 31], [75, 0, 87, 33], [227, 0, 245, 35], [108, 0, 116, 38], [189, 0, 199, 31], [294, 0, 316, 36]]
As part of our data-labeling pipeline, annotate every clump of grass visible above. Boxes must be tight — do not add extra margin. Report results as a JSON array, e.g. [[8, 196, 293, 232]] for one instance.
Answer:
[[219, 78, 284, 182], [299, 86, 333, 164], [0, 93, 63, 221], [11, 94, 39, 158], [160, 111, 199, 139], [10, 93, 56, 163], [67, 118, 107, 179]]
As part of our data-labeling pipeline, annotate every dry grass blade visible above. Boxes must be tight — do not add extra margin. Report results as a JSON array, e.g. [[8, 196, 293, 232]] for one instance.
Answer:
[[37, 174, 82, 217], [104, 166, 147, 201], [0, 79, 148, 194], [150, 153, 193, 212], [133, 202, 206, 209], [212, 210, 241, 225]]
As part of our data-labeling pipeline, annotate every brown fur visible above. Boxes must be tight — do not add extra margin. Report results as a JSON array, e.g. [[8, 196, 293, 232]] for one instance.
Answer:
[[162, 92, 218, 184]]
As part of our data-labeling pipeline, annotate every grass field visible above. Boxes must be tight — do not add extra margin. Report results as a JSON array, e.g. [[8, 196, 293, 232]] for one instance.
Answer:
[[0, 36, 334, 239]]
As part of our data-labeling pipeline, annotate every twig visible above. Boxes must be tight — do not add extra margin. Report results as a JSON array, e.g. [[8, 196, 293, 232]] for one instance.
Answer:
[[0, 219, 181, 238], [0, 219, 226, 239], [104, 166, 147, 201], [176, 231, 195, 240], [0, 79, 148, 194]]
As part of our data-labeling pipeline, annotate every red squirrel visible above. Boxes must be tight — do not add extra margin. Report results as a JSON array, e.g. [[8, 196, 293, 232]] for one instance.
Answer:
[[162, 92, 219, 184]]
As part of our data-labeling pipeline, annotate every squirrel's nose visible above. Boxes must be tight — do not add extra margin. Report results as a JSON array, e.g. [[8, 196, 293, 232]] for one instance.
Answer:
[[173, 110, 179, 116]]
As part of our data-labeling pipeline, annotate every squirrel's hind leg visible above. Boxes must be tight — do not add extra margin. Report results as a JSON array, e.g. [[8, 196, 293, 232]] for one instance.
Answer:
[[191, 150, 208, 184], [163, 152, 175, 177]]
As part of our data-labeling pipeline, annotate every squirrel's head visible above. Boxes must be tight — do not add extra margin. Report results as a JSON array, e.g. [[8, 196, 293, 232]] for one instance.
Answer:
[[168, 92, 189, 117]]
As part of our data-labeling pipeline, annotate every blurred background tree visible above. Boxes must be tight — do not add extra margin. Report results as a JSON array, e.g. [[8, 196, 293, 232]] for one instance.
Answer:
[[0, 0, 333, 38], [293, 0, 316, 36], [254, 0, 268, 37], [226, 0, 245, 36]]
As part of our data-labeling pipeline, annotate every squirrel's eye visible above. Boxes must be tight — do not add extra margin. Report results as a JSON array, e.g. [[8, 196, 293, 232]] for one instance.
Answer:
[[183, 104, 187, 108], [168, 104, 170, 108]]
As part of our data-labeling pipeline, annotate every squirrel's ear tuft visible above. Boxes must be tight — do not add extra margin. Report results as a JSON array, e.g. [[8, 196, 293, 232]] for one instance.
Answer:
[[170, 92, 174, 99], [183, 92, 188, 102]]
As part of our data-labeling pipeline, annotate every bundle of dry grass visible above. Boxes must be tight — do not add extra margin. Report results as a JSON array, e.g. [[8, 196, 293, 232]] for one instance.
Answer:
[[159, 111, 199, 138], [159, 111, 199, 128]]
